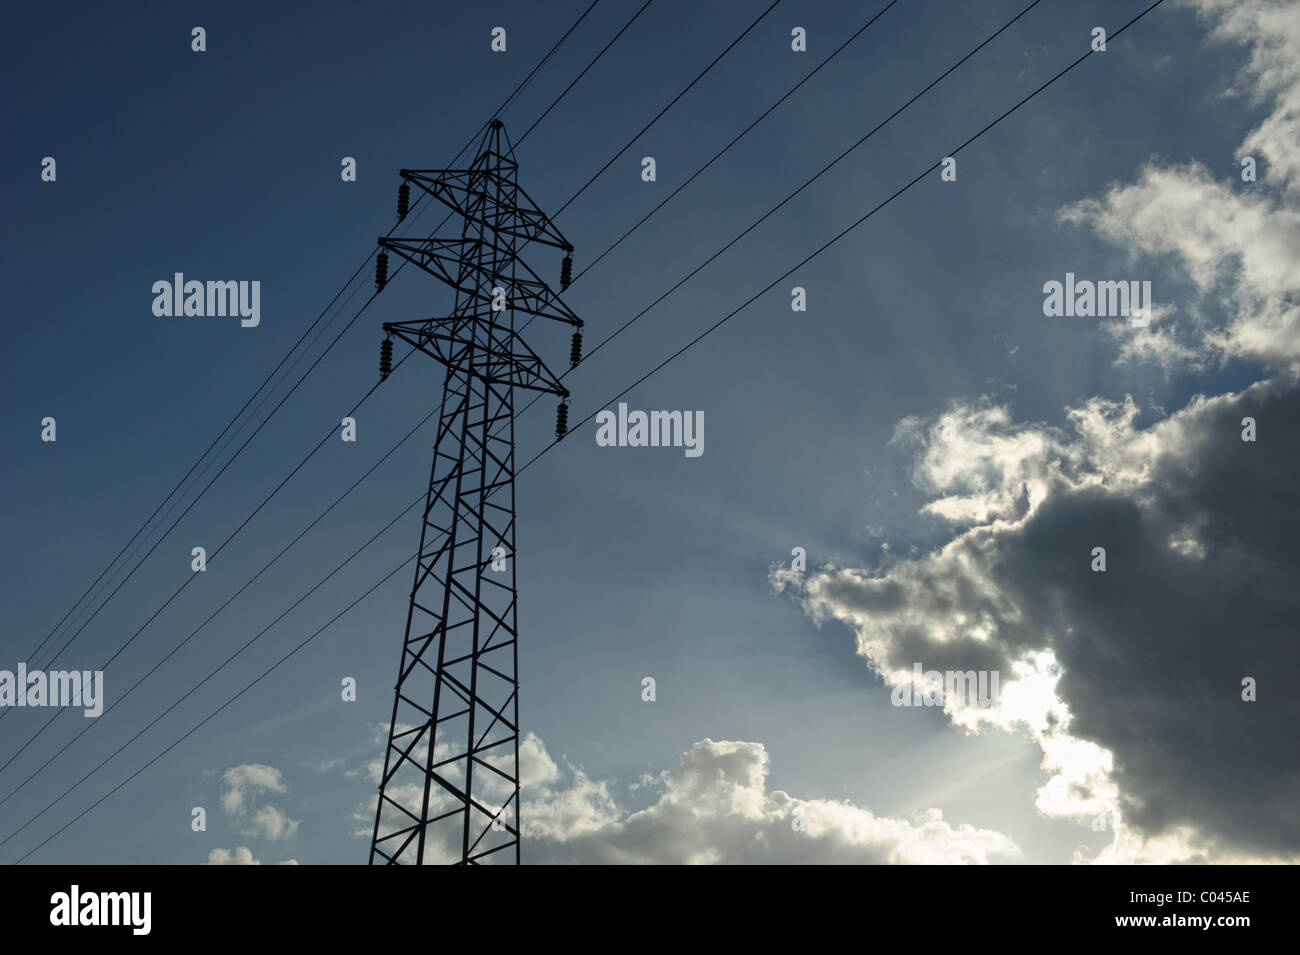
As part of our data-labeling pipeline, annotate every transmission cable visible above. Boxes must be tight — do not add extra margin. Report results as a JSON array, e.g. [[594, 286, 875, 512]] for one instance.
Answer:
[[0, 0, 670, 778], [10, 0, 605, 693], [0, 0, 1006, 786], [517, 0, 1044, 422], [6, 0, 1166, 865]]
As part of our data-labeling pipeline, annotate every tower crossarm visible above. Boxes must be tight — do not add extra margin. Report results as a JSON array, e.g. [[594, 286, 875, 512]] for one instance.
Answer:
[[379, 236, 583, 328], [383, 316, 570, 398], [400, 168, 572, 253]]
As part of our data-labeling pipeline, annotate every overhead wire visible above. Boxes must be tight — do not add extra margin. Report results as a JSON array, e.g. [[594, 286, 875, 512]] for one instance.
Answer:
[[6, 0, 1169, 864], [9, 0, 608, 693]]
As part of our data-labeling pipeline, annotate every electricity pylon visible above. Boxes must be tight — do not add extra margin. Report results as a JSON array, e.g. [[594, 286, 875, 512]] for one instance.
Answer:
[[369, 120, 581, 864]]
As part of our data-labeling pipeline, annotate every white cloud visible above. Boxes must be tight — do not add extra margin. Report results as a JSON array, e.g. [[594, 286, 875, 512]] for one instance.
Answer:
[[348, 734, 1019, 864], [206, 846, 258, 865], [1058, 1, 1300, 376], [204, 846, 299, 866], [245, 805, 300, 842], [220, 764, 287, 815], [523, 738, 1020, 864], [218, 763, 300, 843], [1195, 0, 1300, 193]]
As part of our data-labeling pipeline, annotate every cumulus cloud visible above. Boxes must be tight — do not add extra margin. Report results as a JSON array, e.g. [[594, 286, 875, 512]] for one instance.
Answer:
[[352, 734, 1020, 864], [355, 722, 469, 853], [206, 846, 259, 866], [1061, 0, 1300, 375], [219, 763, 300, 843], [521, 734, 621, 844], [1195, 0, 1300, 193], [205, 846, 299, 866], [772, 0, 1300, 865], [220, 764, 287, 815], [246, 805, 300, 842], [521, 737, 1019, 864], [1061, 162, 1300, 372]]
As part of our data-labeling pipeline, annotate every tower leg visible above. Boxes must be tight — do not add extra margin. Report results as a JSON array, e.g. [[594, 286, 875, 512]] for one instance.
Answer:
[[370, 318, 520, 865]]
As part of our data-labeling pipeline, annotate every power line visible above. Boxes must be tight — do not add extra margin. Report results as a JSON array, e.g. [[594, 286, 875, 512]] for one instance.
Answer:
[[29, 284, 391, 677], [552, 0, 782, 218], [519, 0, 1166, 476], [368, 0, 780, 862], [9, 550, 418, 864], [0, 0, 1013, 794], [8, 0, 781, 777], [516, 0, 1043, 419], [9, 0, 605, 702], [0, 373, 434, 788], [18, 251, 374, 672], [0, 0, 789, 805], [0, 0, 1022, 808], [3, 0, 661, 779], [515, 0, 656, 147], [489, 0, 604, 127], [0, 492, 421, 850], [0, 0, 670, 797], [0, 0, 790, 810], [37, 245, 381, 674], [0, 0, 668, 769], [6, 0, 1168, 864], [19, 223, 405, 680], [0, 493, 418, 841], [569, 0, 905, 287]]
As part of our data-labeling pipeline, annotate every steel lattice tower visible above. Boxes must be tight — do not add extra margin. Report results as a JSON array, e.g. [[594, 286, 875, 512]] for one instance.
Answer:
[[369, 120, 581, 865]]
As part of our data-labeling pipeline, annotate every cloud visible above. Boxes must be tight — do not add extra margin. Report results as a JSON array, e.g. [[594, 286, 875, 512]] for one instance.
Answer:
[[770, 0, 1300, 863], [206, 846, 259, 865], [520, 734, 620, 843], [220, 764, 287, 815], [349, 734, 1018, 864], [219, 763, 300, 843], [778, 376, 1300, 862], [246, 805, 300, 842], [1060, 0, 1300, 376], [1101, 305, 1200, 374], [337, 0, 1300, 868], [204, 846, 299, 866], [351, 732, 1019, 867], [355, 723, 467, 848], [1061, 162, 1300, 373], [1194, 0, 1300, 193], [522, 738, 1020, 864]]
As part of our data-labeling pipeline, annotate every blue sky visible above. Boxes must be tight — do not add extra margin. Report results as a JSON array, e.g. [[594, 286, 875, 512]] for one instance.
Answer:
[[2, 0, 1295, 864]]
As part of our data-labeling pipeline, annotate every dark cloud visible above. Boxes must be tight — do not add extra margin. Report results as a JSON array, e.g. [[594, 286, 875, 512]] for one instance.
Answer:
[[786, 377, 1300, 860], [1005, 380, 1300, 854]]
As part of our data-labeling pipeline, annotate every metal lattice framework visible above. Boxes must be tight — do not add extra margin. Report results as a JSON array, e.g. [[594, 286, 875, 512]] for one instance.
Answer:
[[370, 121, 579, 865]]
